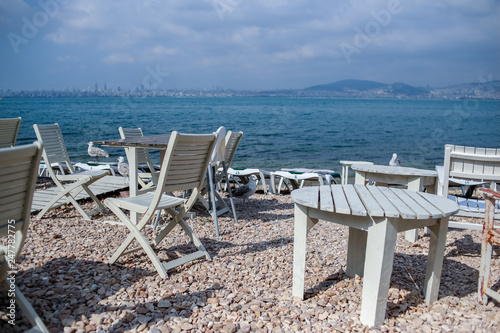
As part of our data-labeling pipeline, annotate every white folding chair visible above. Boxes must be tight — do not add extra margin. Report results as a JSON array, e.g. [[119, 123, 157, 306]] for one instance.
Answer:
[[33, 123, 108, 220], [0, 142, 49, 332], [104, 131, 218, 278]]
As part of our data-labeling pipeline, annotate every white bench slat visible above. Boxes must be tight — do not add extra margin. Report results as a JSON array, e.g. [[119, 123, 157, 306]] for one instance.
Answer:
[[354, 184, 384, 217]]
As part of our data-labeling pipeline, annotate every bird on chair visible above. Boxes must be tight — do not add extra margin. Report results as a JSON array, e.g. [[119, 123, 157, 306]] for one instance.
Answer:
[[232, 175, 257, 202], [389, 153, 401, 166], [88, 142, 109, 162]]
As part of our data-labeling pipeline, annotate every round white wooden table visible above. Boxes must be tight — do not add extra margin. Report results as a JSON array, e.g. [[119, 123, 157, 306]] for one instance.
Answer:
[[351, 164, 439, 242], [291, 184, 458, 327]]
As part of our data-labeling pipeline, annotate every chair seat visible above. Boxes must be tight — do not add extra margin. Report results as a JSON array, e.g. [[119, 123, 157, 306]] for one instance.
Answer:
[[56, 169, 108, 181], [108, 190, 187, 214]]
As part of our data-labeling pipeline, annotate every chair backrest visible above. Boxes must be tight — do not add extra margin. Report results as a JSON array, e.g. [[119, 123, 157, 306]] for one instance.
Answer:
[[118, 127, 153, 165], [442, 144, 500, 196], [223, 131, 243, 167], [211, 126, 227, 165], [33, 123, 76, 175], [0, 117, 22, 148], [158, 131, 217, 194], [0, 142, 43, 278]]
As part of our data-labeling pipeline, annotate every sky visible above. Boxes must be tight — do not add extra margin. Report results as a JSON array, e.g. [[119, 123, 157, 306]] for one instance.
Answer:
[[1, 0, 499, 91]]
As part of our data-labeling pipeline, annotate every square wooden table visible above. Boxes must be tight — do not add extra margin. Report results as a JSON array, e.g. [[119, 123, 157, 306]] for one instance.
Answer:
[[291, 184, 458, 327], [93, 134, 170, 223]]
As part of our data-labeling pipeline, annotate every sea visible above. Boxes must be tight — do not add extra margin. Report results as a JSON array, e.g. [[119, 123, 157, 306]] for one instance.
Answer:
[[1, 97, 499, 174]]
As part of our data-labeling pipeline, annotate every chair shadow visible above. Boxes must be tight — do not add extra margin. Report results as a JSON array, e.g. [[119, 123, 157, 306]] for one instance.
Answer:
[[0, 257, 151, 332], [190, 195, 295, 226]]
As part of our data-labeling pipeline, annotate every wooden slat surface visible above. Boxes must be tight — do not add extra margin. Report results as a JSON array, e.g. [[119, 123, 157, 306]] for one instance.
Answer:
[[343, 184, 367, 216], [31, 175, 129, 213], [292, 185, 460, 220], [319, 185, 334, 212], [354, 185, 384, 217], [378, 187, 416, 219], [331, 185, 350, 214], [391, 188, 431, 219]]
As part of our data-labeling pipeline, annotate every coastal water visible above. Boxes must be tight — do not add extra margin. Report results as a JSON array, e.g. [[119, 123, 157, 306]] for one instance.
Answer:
[[1, 97, 499, 173]]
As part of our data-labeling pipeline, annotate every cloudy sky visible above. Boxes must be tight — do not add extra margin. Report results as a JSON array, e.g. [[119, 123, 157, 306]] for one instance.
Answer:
[[1, 0, 499, 91]]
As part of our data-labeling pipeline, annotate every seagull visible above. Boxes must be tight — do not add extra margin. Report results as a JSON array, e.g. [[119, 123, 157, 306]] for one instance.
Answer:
[[389, 153, 401, 166], [117, 156, 129, 178], [88, 142, 109, 162], [232, 175, 257, 202]]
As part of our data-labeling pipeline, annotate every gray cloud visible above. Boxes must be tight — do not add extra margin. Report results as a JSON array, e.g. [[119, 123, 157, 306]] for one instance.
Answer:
[[1, 0, 498, 90]]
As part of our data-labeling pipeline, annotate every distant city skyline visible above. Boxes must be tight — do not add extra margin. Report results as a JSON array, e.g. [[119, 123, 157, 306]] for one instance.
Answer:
[[1, 1, 499, 91]]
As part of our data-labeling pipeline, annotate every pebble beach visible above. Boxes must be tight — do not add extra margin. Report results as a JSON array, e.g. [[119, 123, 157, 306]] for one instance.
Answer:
[[1, 186, 499, 333]]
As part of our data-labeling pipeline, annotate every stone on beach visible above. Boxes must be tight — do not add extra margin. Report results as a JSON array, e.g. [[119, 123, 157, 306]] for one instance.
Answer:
[[2, 190, 499, 332]]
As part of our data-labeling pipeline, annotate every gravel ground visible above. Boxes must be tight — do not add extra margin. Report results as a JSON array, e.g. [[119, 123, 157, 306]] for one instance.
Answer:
[[1, 188, 499, 333]]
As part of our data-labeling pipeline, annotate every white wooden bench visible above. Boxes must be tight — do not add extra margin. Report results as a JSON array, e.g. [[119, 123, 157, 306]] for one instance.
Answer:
[[437, 144, 500, 228]]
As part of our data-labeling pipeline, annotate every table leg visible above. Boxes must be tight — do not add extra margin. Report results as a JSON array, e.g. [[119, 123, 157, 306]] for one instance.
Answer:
[[424, 217, 449, 305], [354, 171, 367, 185], [404, 177, 423, 242], [346, 227, 367, 278], [360, 218, 398, 327], [292, 204, 318, 299], [129, 147, 139, 225]]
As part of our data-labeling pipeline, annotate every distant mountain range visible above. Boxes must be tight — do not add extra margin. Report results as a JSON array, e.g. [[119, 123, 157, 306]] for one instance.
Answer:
[[303, 79, 500, 99]]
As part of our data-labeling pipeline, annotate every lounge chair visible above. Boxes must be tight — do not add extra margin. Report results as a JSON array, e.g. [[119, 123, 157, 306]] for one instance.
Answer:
[[227, 168, 272, 194], [436, 144, 500, 228], [33, 123, 108, 220], [104, 131, 218, 278], [0, 142, 49, 332], [271, 169, 336, 194], [119, 127, 160, 188], [0, 117, 22, 148]]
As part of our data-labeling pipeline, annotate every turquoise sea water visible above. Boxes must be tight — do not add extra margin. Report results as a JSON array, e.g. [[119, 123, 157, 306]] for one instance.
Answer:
[[1, 97, 499, 173]]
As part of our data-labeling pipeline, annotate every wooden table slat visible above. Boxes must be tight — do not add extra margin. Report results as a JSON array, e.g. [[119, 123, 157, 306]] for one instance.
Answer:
[[291, 186, 319, 209], [354, 184, 384, 217], [402, 190, 444, 218], [365, 186, 400, 218], [330, 185, 351, 214], [391, 188, 431, 219], [419, 191, 460, 217], [378, 187, 416, 219], [343, 184, 367, 216], [319, 185, 334, 212]]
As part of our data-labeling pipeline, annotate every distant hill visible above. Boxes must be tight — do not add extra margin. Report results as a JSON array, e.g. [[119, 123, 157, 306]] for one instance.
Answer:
[[305, 79, 428, 94], [305, 79, 387, 92], [303, 79, 430, 97]]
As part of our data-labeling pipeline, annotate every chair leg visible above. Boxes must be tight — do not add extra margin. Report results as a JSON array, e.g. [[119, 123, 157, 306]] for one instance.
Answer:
[[106, 200, 168, 278], [2, 279, 49, 333], [222, 162, 238, 224], [207, 166, 220, 237]]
